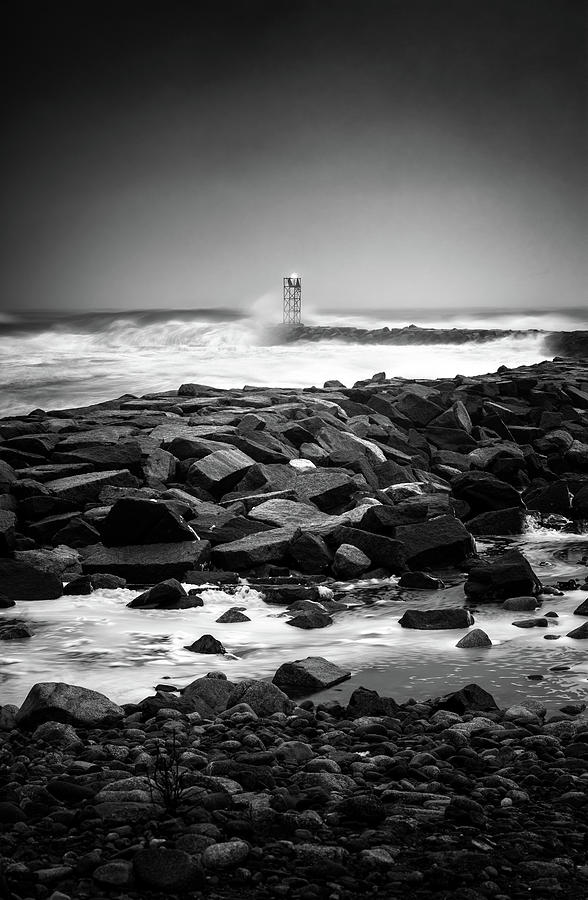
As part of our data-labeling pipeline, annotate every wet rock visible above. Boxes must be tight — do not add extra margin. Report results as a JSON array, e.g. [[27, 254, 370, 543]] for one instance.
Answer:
[[399, 607, 474, 629], [0, 558, 63, 600], [184, 634, 226, 654], [464, 549, 541, 601], [272, 656, 351, 697], [398, 571, 445, 589], [0, 592, 15, 608], [16, 682, 125, 728], [432, 682, 499, 714], [216, 606, 250, 623], [15, 545, 79, 577], [63, 574, 94, 595], [524, 481, 573, 515], [456, 628, 492, 648], [83, 540, 210, 582], [32, 721, 82, 748], [573, 597, 588, 616], [0, 622, 33, 640], [101, 497, 197, 545], [326, 525, 407, 573], [332, 543, 371, 578], [395, 515, 475, 567], [467, 506, 527, 535], [127, 578, 190, 609], [502, 595, 539, 611], [512, 617, 548, 628], [287, 610, 333, 629], [566, 621, 588, 639]]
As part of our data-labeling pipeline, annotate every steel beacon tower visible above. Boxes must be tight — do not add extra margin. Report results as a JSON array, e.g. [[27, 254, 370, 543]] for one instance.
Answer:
[[283, 273, 302, 324]]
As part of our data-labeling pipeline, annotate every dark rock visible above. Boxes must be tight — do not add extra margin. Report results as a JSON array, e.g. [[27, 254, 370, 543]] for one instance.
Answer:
[[90, 572, 127, 589], [332, 543, 371, 578], [272, 656, 351, 697], [0, 459, 17, 492], [55, 440, 142, 471], [16, 682, 125, 728], [455, 628, 492, 648], [433, 682, 499, 714], [325, 526, 407, 573], [445, 795, 487, 827], [524, 481, 573, 515], [0, 592, 16, 608], [573, 597, 588, 616], [215, 607, 250, 623], [133, 847, 200, 892], [289, 531, 332, 573], [0, 509, 16, 555], [0, 558, 63, 600], [395, 515, 475, 567], [83, 540, 210, 581], [346, 686, 399, 718], [467, 506, 527, 535], [502, 595, 539, 611], [464, 549, 541, 601], [287, 611, 333, 629], [398, 571, 445, 589], [101, 498, 197, 546], [572, 484, 588, 518], [567, 621, 588, 639], [211, 527, 297, 570], [452, 470, 525, 514], [512, 617, 548, 627], [52, 517, 101, 548], [182, 674, 235, 716], [127, 578, 190, 609], [226, 679, 291, 716], [0, 622, 33, 639], [399, 607, 474, 629], [184, 634, 226, 654]]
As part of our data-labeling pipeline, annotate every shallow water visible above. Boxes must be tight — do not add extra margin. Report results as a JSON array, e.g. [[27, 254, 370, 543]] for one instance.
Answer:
[[1, 527, 587, 710]]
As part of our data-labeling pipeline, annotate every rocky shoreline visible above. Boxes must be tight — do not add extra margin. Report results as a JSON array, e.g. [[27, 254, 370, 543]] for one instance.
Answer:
[[2, 356, 588, 898]]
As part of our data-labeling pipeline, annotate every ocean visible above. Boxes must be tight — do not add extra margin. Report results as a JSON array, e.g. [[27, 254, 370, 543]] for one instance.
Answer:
[[1, 304, 587, 417]]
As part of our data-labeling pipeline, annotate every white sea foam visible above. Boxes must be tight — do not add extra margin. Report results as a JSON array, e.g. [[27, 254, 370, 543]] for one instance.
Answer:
[[0, 307, 555, 416]]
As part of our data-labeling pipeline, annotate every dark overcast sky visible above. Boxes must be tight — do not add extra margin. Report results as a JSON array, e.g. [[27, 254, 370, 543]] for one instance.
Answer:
[[1, 0, 586, 311]]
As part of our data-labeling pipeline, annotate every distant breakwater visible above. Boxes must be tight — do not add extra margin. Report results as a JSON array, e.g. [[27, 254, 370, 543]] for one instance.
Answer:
[[267, 324, 588, 356]]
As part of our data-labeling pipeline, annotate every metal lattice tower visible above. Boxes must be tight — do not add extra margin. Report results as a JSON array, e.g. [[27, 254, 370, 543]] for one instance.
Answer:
[[283, 274, 302, 324]]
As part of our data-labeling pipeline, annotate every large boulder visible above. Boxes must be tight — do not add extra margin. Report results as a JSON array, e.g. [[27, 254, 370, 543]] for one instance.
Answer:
[[184, 634, 226, 654], [287, 611, 332, 629], [573, 597, 588, 616], [451, 471, 524, 515], [523, 481, 573, 516], [289, 532, 332, 574], [456, 628, 492, 648], [346, 686, 399, 718], [272, 656, 351, 697], [295, 470, 358, 511], [324, 526, 407, 573], [187, 448, 255, 496], [44, 469, 138, 504], [211, 527, 297, 571], [83, 541, 210, 582], [101, 498, 197, 546], [467, 507, 527, 535], [16, 682, 124, 728], [395, 515, 475, 568], [399, 608, 474, 629], [464, 549, 541, 602], [0, 558, 63, 600]]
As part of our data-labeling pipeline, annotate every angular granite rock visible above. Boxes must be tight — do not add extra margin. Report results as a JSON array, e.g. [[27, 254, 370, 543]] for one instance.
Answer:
[[83, 540, 210, 582], [101, 497, 197, 546], [0, 558, 63, 600]]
